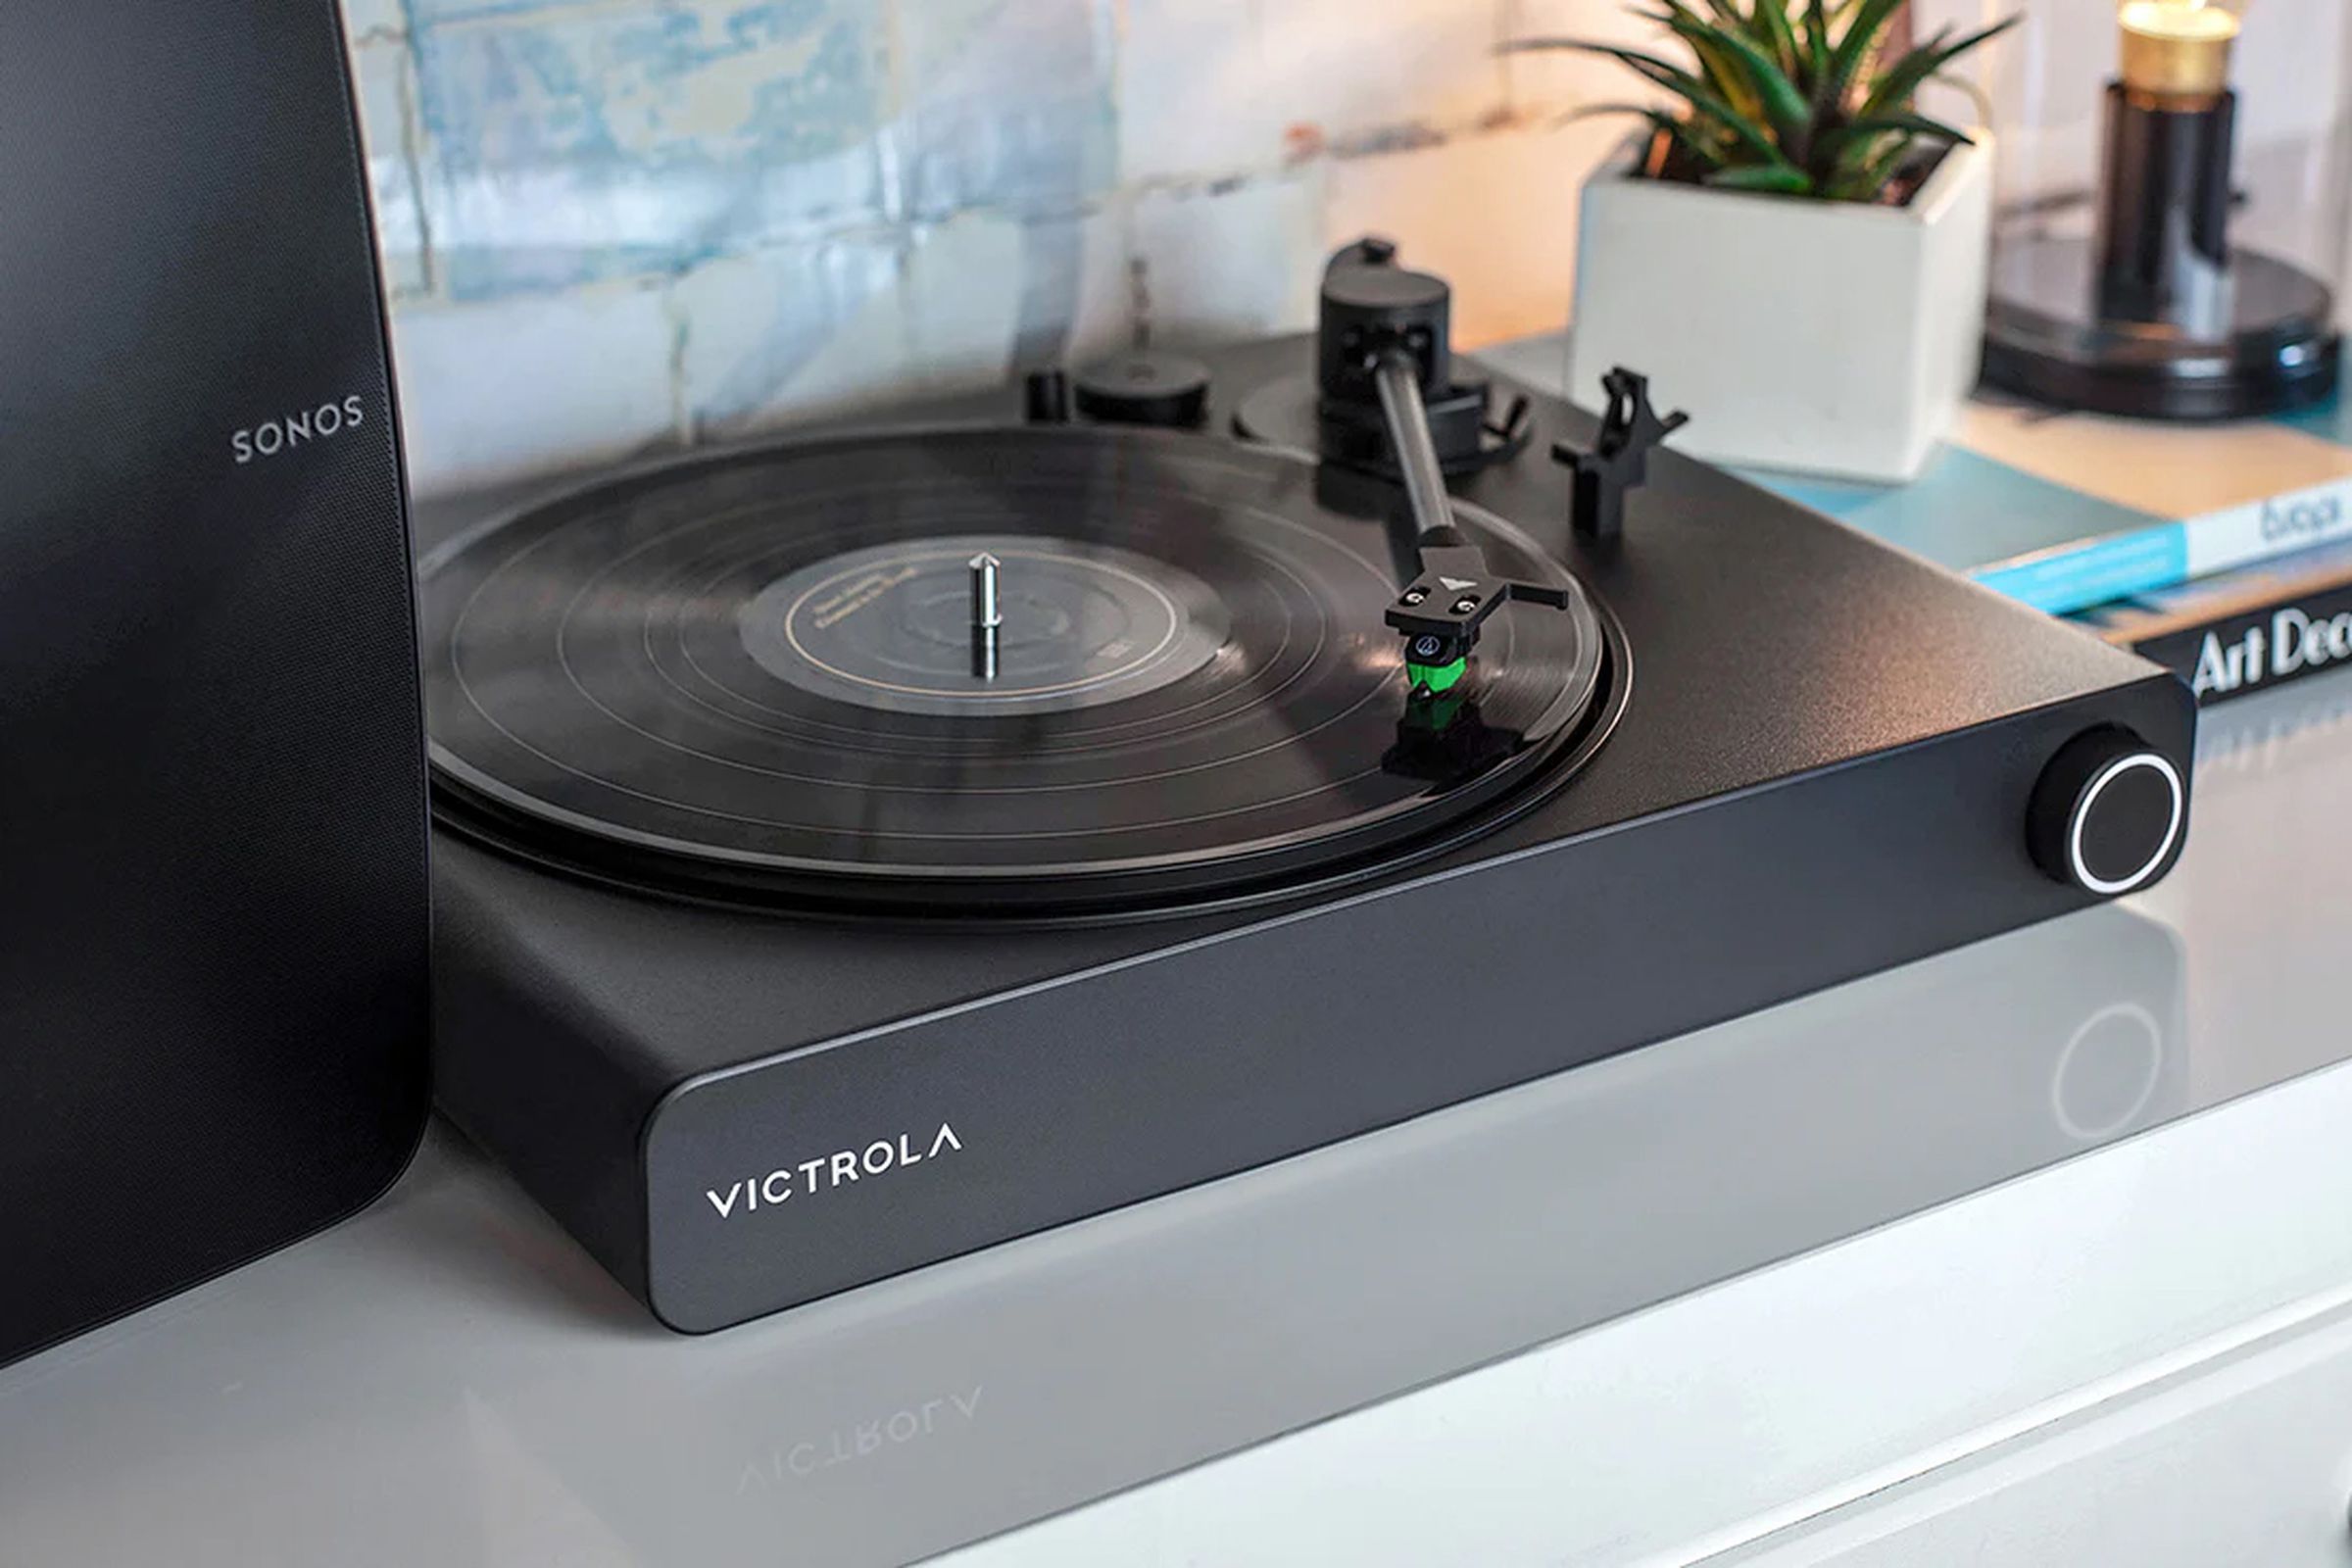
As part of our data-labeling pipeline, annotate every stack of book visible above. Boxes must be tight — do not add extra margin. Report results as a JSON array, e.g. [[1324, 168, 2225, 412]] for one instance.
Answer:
[[1476, 336, 2352, 708], [1763, 378, 2352, 707]]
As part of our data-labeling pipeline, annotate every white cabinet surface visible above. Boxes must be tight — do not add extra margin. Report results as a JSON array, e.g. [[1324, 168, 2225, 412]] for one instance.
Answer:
[[1725, 1304, 2352, 1567]]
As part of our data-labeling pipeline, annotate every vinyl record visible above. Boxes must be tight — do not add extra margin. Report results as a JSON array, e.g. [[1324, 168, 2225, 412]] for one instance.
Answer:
[[418, 425, 1618, 915]]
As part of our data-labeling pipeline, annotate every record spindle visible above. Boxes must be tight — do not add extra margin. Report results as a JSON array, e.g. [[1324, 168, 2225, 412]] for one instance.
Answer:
[[970, 551, 1004, 681]]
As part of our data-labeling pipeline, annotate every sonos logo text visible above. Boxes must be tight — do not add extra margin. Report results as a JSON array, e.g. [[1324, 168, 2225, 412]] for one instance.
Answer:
[[706, 1122, 963, 1220], [231, 394, 368, 466]]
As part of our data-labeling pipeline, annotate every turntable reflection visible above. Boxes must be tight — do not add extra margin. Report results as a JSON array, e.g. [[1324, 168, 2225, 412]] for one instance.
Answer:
[[0, 905, 2187, 1567]]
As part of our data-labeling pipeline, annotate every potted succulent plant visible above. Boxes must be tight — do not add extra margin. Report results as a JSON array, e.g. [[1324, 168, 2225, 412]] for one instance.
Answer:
[[1511, 3, 2016, 482]]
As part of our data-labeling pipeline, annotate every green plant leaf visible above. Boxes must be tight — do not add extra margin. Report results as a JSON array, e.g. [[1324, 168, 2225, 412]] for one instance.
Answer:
[[1814, 0, 1906, 119], [1750, 1, 1803, 84], [1658, 8, 1816, 159], [1501, 9, 1949, 199], [1706, 163, 1817, 195], [1683, 100, 1789, 169], [1818, 110, 1974, 157], [1553, 99, 1667, 124], [1639, 3, 1766, 119], [1551, 101, 1734, 172], [1499, 36, 1707, 96], [1824, 127, 1897, 182], [1859, 15, 2020, 121], [1824, 132, 1917, 201], [1800, 0, 1833, 86], [1644, 109, 1734, 170], [1513, 35, 1792, 169], [1860, 24, 1949, 120], [1874, 109, 1973, 144]]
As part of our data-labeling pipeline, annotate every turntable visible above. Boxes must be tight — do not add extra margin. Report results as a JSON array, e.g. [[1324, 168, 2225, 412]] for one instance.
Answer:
[[426, 243, 2196, 1334]]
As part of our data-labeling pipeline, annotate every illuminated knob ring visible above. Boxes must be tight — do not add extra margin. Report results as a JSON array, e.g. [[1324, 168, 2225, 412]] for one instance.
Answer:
[[2069, 751, 2183, 895], [2029, 729, 2186, 898]]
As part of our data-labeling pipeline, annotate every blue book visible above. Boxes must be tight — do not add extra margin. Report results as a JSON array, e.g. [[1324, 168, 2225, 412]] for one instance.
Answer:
[[1476, 334, 2352, 615]]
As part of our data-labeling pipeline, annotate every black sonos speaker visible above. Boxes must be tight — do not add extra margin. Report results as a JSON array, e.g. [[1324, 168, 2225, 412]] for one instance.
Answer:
[[0, 4, 428, 1365]]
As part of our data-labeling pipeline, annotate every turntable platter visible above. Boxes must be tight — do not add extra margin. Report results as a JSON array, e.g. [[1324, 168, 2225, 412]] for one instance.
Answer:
[[417, 426, 1617, 914]]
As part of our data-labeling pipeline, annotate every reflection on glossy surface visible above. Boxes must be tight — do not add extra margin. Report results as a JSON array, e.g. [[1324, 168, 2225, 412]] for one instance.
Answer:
[[0, 896, 2187, 1566], [13, 655, 2352, 1568], [2136, 671, 2352, 1102]]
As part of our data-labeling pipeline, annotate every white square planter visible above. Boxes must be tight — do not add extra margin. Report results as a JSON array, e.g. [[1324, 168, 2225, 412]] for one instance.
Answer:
[[1567, 131, 1993, 484]]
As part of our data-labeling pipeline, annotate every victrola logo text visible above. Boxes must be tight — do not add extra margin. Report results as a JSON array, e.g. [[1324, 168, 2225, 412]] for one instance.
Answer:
[[231, 393, 368, 466], [706, 1122, 963, 1220]]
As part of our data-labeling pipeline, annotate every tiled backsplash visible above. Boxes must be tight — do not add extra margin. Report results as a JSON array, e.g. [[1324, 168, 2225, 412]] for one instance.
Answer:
[[347, 0, 1655, 496], [350, 0, 2352, 499]]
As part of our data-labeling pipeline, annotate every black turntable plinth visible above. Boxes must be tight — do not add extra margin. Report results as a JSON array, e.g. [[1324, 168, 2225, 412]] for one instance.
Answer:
[[424, 309, 2193, 1334]]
